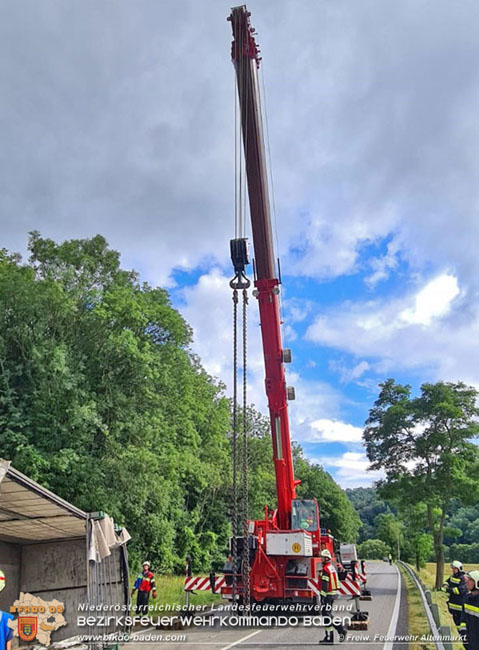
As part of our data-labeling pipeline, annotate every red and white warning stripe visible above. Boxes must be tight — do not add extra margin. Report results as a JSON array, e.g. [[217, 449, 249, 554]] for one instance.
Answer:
[[339, 578, 361, 596], [306, 577, 361, 598], [307, 578, 321, 596], [184, 576, 226, 593], [358, 573, 367, 584]]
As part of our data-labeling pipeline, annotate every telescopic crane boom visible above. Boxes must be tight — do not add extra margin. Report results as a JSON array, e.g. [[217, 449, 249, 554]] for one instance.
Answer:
[[229, 4, 298, 532]]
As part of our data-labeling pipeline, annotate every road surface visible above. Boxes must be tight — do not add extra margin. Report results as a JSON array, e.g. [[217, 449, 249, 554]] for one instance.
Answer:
[[126, 562, 402, 649]]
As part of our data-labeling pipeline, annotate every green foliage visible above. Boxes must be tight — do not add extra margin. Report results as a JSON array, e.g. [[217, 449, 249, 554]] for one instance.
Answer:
[[345, 487, 392, 542], [447, 544, 479, 564], [445, 503, 479, 545], [0, 234, 230, 571], [357, 538, 390, 559], [414, 534, 434, 568], [0, 234, 358, 572], [364, 378, 479, 588], [374, 512, 403, 558]]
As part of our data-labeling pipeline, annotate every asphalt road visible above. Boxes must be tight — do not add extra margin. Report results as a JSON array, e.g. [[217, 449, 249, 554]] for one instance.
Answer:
[[127, 561, 401, 649]]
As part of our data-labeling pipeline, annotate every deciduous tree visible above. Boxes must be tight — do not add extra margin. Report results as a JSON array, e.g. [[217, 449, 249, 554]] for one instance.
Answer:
[[364, 379, 479, 588]]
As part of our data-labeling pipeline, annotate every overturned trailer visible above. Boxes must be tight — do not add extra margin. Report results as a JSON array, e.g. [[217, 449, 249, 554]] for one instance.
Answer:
[[0, 459, 130, 644]]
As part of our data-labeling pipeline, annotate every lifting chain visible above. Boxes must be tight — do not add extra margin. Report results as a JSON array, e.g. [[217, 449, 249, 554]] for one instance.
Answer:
[[230, 277, 251, 610], [240, 287, 251, 610], [231, 288, 239, 603]]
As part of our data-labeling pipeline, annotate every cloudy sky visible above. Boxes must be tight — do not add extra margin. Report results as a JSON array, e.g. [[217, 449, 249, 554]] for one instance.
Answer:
[[1, 0, 478, 488]]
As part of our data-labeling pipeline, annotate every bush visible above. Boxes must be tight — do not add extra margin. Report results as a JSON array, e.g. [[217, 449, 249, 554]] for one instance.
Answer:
[[358, 539, 390, 559], [447, 543, 479, 563]]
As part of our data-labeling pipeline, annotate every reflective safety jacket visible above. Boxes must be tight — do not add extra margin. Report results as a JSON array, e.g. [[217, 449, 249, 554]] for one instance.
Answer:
[[461, 591, 479, 649], [134, 570, 156, 592], [320, 561, 339, 597], [442, 571, 467, 613]]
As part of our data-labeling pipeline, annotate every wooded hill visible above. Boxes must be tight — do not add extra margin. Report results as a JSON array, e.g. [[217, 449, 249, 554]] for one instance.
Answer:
[[347, 487, 479, 565], [0, 234, 360, 572]]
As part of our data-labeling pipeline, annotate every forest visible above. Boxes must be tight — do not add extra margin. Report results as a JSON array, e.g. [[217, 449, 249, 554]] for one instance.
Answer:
[[348, 488, 479, 566]]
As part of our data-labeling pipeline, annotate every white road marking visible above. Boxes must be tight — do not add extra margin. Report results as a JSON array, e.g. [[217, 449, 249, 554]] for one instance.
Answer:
[[383, 564, 401, 650], [219, 629, 263, 650]]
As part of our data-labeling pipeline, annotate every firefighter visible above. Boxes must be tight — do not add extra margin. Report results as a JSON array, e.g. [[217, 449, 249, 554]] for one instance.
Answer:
[[460, 570, 479, 650], [299, 510, 313, 530], [441, 560, 467, 629], [131, 561, 157, 615], [318, 549, 347, 645], [301, 515, 315, 531]]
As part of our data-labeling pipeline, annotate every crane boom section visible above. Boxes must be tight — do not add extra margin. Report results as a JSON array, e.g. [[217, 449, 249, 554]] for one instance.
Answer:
[[229, 5, 297, 529]]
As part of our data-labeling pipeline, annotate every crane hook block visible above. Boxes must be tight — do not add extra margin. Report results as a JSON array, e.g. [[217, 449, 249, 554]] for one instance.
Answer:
[[230, 238, 250, 272], [230, 238, 251, 290]]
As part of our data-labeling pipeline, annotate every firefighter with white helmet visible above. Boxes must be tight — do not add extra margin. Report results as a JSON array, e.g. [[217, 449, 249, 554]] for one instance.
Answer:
[[318, 549, 347, 645], [459, 570, 479, 650], [131, 561, 157, 615], [441, 560, 467, 629]]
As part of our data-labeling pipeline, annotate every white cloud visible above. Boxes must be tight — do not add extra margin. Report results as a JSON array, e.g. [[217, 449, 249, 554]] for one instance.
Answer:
[[400, 274, 459, 325], [180, 268, 267, 408], [314, 452, 384, 488], [179, 271, 345, 441], [309, 419, 363, 443], [365, 240, 400, 287], [329, 359, 371, 384], [306, 273, 479, 386], [282, 324, 298, 343], [283, 298, 313, 324], [0, 0, 477, 297]]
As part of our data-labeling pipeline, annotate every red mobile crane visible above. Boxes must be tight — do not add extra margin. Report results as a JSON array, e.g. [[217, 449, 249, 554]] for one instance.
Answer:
[[223, 5, 335, 604]]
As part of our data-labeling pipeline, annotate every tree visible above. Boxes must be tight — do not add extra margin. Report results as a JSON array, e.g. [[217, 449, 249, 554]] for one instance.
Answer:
[[364, 379, 479, 588], [374, 513, 403, 559], [358, 539, 390, 560], [0, 234, 231, 570], [346, 487, 392, 543]]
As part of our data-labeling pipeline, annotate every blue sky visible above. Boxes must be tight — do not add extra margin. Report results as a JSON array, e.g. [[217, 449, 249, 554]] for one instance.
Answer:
[[1, 0, 478, 488]]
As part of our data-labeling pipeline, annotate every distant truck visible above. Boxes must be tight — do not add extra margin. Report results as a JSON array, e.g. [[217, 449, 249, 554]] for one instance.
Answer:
[[339, 543, 358, 567]]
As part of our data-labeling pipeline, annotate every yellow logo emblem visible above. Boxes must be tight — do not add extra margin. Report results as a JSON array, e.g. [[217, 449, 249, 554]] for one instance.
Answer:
[[292, 542, 301, 553]]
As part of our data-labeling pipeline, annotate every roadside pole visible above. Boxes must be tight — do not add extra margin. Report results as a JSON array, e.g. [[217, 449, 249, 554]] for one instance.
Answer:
[[185, 556, 192, 609]]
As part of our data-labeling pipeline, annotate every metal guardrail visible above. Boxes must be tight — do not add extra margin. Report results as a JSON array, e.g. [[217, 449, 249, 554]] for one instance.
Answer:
[[398, 560, 453, 650]]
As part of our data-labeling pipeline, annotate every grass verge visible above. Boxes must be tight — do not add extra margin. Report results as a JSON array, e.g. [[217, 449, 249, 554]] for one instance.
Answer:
[[130, 574, 221, 612], [399, 565, 435, 650], [411, 563, 477, 636]]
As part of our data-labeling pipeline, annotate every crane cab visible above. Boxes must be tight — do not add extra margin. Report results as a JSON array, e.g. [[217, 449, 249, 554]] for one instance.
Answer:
[[291, 498, 322, 554], [291, 499, 319, 532]]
